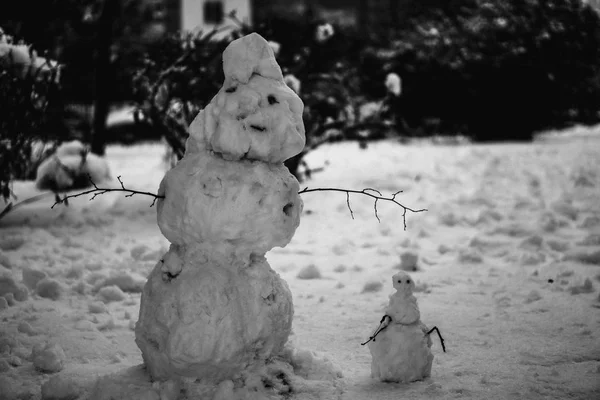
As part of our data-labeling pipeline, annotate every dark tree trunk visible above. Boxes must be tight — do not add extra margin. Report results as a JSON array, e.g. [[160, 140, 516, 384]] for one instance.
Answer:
[[91, 0, 119, 156]]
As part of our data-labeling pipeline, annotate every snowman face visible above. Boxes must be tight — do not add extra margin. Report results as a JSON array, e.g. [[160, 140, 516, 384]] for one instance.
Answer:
[[392, 271, 415, 294], [207, 73, 305, 163]]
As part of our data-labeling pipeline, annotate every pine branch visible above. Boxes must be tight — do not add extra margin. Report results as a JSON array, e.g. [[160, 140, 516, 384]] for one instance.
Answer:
[[51, 175, 164, 209], [297, 187, 427, 230]]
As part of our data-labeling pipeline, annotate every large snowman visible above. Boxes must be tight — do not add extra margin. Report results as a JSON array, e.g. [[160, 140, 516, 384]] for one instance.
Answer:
[[135, 33, 305, 382]]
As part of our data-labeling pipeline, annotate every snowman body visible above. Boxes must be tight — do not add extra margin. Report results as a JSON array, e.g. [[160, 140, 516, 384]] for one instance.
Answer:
[[368, 272, 433, 383]]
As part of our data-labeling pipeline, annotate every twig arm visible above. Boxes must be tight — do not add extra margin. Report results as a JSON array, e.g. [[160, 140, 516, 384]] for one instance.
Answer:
[[298, 187, 427, 230], [51, 175, 164, 209]]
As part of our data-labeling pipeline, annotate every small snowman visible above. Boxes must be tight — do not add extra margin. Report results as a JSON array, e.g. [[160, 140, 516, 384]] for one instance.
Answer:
[[364, 271, 443, 383]]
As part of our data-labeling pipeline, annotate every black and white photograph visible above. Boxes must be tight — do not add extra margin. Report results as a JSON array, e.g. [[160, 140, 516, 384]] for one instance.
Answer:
[[1, 0, 599, 399]]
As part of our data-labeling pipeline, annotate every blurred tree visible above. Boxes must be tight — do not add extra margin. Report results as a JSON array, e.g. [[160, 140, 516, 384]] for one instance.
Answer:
[[379, 0, 600, 141]]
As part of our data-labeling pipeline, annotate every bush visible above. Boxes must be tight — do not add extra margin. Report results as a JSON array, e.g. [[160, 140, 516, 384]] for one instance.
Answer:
[[133, 13, 395, 180], [0, 32, 66, 202], [378, 0, 600, 141]]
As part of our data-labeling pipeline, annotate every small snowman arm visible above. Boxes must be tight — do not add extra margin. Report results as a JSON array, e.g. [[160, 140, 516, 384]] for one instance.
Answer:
[[361, 315, 391, 346], [425, 326, 446, 353]]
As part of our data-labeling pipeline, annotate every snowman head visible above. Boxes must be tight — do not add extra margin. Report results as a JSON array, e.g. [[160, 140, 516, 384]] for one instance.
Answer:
[[392, 271, 415, 295], [187, 33, 305, 163]]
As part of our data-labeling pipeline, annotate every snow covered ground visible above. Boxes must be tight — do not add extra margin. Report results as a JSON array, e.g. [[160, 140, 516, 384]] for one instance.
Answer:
[[1, 128, 599, 399]]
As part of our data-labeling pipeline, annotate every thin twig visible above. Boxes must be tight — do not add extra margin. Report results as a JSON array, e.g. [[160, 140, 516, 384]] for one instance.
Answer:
[[51, 175, 164, 209], [298, 187, 427, 230], [426, 326, 446, 352]]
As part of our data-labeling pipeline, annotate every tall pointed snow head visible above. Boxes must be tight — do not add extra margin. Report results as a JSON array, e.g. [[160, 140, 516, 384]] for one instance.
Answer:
[[187, 33, 305, 163]]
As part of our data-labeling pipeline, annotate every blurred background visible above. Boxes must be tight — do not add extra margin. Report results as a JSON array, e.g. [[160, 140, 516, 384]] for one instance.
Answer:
[[2, 0, 600, 200]]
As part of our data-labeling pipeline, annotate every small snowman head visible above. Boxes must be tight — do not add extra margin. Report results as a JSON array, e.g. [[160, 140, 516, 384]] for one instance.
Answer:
[[392, 271, 415, 295]]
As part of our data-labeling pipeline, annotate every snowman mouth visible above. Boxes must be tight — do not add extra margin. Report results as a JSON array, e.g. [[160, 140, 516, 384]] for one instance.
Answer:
[[249, 124, 267, 132]]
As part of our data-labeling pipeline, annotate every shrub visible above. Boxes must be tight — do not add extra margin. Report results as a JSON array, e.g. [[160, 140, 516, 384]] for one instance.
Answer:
[[0, 31, 66, 202], [378, 0, 600, 141], [133, 12, 395, 180]]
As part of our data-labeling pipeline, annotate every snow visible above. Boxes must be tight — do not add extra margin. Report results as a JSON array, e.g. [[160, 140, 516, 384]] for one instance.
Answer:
[[0, 129, 598, 398]]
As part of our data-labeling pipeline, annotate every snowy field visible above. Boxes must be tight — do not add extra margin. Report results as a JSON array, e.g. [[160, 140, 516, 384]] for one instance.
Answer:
[[1, 128, 600, 399]]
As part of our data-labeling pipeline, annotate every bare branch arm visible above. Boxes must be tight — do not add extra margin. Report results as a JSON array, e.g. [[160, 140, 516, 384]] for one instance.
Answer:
[[298, 187, 427, 230], [51, 175, 164, 209]]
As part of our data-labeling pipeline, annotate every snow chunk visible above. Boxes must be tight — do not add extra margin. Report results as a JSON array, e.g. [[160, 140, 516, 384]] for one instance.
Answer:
[[17, 321, 35, 336], [564, 249, 600, 265], [98, 285, 126, 303], [22, 267, 47, 290], [0, 252, 13, 269], [36, 278, 63, 300], [88, 301, 108, 314], [0, 358, 9, 372], [35, 140, 111, 191], [362, 280, 383, 293], [0, 271, 28, 301], [93, 273, 144, 293], [296, 264, 322, 280], [570, 278, 594, 295], [32, 342, 66, 373], [41, 374, 82, 400], [396, 251, 419, 271], [0, 236, 25, 251]]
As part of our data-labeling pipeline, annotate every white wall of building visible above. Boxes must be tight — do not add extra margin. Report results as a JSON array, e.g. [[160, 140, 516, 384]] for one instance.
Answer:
[[181, 0, 251, 34]]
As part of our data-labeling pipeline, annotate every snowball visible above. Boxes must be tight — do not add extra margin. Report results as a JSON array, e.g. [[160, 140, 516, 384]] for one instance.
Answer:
[[32, 342, 66, 373], [296, 264, 322, 280], [135, 251, 293, 381], [97, 285, 126, 303], [157, 153, 302, 258], [36, 278, 63, 300], [22, 267, 47, 290], [41, 374, 82, 400]]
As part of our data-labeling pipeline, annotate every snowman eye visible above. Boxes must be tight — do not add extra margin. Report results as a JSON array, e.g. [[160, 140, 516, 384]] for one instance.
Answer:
[[267, 94, 278, 105], [407, 280, 411, 283], [225, 87, 237, 93], [397, 280, 402, 283]]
